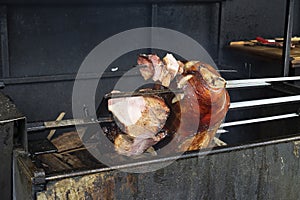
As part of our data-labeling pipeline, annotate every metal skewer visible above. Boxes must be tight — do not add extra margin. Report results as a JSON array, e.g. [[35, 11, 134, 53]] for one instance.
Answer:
[[27, 94, 300, 132], [226, 76, 300, 88], [27, 75, 300, 132], [104, 89, 183, 99], [27, 117, 114, 132], [220, 113, 299, 128], [229, 95, 300, 110]]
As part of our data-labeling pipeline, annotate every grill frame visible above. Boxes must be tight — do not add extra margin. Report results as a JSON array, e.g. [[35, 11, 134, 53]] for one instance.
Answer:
[[0, 0, 298, 198]]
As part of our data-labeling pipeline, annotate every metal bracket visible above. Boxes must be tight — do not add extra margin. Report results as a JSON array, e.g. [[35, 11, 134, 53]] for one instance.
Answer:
[[282, 0, 295, 76]]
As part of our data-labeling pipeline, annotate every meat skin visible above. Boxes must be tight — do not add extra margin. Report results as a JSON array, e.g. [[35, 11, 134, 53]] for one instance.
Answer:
[[108, 95, 170, 156], [169, 61, 230, 152], [107, 54, 230, 156]]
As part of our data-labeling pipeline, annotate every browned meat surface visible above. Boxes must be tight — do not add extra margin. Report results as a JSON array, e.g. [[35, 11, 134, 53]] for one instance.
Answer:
[[108, 95, 170, 156], [166, 61, 230, 152], [138, 54, 179, 87], [107, 53, 230, 156]]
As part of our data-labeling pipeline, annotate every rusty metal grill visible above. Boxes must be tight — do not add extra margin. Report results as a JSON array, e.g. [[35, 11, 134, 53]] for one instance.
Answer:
[[0, 0, 299, 199]]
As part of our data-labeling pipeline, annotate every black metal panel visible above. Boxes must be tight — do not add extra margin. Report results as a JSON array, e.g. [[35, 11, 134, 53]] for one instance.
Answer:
[[222, 0, 286, 43], [220, 0, 300, 73], [0, 0, 226, 4], [2, 2, 223, 122], [294, 0, 300, 35], [156, 3, 219, 60], [7, 5, 151, 77], [2, 81, 75, 121], [221, 48, 284, 79]]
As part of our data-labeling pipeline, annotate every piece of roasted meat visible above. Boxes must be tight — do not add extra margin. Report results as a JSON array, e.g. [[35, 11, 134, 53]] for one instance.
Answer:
[[169, 61, 230, 152], [106, 53, 230, 156], [108, 94, 170, 156]]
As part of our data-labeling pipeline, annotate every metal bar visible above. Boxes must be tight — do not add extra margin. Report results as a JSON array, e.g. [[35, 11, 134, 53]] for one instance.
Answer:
[[28, 95, 300, 131], [3, 74, 300, 87], [0, 0, 227, 5], [151, 3, 158, 27], [217, 70, 237, 73], [217, 1, 225, 65], [0, 6, 10, 78], [227, 76, 300, 85], [45, 134, 300, 181], [151, 3, 158, 55], [226, 82, 270, 89], [216, 129, 228, 134], [282, 0, 295, 77], [27, 117, 113, 132], [105, 88, 183, 99], [226, 76, 300, 88], [0, 70, 139, 85], [229, 95, 300, 110], [220, 113, 299, 128]]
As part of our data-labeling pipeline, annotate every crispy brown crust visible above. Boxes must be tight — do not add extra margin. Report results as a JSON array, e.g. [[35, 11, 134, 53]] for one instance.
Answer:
[[164, 61, 230, 152]]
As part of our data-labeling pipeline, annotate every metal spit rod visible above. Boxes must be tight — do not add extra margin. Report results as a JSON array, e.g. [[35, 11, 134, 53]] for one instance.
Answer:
[[26, 76, 300, 132], [27, 94, 300, 132], [230, 95, 300, 110], [226, 76, 300, 88], [221, 113, 299, 128], [27, 117, 113, 132], [104, 76, 300, 97]]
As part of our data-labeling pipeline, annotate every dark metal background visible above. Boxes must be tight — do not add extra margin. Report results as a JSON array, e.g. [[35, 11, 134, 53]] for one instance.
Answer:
[[0, 1, 300, 199], [0, 0, 299, 122]]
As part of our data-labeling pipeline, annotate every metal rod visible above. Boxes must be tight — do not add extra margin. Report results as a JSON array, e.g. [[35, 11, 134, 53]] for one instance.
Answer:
[[282, 0, 295, 77], [226, 82, 270, 89], [226, 76, 300, 89], [217, 70, 237, 73], [216, 129, 228, 134], [0, 0, 227, 5], [105, 88, 183, 99], [220, 113, 299, 128], [27, 94, 300, 131], [45, 134, 300, 181], [230, 95, 300, 110], [226, 76, 300, 88], [217, 1, 225, 66], [27, 117, 113, 132]]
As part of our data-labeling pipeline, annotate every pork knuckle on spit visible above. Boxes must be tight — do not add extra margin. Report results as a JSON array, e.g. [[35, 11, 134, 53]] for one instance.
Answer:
[[107, 53, 230, 156]]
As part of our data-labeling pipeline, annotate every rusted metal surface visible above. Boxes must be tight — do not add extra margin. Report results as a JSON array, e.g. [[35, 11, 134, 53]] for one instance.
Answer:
[[13, 150, 46, 200], [36, 172, 135, 200], [21, 138, 300, 200], [0, 122, 14, 200], [0, 92, 25, 199]]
